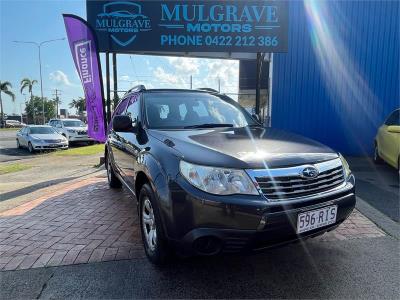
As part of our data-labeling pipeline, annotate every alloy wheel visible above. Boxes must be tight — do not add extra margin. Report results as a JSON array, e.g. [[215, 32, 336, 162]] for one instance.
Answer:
[[28, 143, 33, 153], [142, 197, 157, 251]]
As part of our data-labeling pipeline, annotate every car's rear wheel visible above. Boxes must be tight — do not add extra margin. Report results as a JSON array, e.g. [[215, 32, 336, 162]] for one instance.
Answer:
[[373, 143, 383, 164], [139, 183, 170, 265], [28, 142, 34, 153], [106, 154, 122, 188]]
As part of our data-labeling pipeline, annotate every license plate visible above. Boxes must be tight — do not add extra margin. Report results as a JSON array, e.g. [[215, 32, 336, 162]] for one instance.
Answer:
[[297, 205, 337, 234]]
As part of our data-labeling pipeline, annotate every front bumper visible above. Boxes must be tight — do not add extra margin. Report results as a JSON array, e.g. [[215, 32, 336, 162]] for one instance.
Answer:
[[68, 134, 94, 142], [167, 175, 356, 255], [32, 141, 68, 150]]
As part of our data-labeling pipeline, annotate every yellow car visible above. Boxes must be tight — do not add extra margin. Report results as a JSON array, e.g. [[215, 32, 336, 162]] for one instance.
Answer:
[[374, 108, 400, 171]]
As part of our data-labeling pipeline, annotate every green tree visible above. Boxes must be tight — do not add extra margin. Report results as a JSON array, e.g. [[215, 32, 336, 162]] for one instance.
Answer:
[[25, 96, 55, 124], [20, 78, 38, 124], [69, 97, 86, 114], [0, 81, 16, 127]]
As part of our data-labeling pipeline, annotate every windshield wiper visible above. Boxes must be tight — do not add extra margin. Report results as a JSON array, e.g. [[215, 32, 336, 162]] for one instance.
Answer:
[[184, 123, 234, 129]]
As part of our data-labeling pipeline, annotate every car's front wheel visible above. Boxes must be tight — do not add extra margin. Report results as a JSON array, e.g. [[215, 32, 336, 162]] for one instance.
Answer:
[[139, 183, 170, 265], [373, 143, 383, 164], [16, 139, 21, 149], [106, 154, 122, 188], [28, 142, 34, 153]]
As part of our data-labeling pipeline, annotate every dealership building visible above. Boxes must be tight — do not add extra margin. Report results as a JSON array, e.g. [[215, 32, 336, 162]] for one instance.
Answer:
[[262, 1, 398, 156]]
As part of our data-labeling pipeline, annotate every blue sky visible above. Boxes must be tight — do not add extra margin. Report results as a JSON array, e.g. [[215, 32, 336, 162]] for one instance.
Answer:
[[0, 0, 239, 115]]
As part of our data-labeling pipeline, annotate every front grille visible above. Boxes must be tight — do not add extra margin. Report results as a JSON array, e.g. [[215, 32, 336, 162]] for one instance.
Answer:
[[44, 139, 62, 143], [253, 161, 345, 200], [77, 131, 87, 135]]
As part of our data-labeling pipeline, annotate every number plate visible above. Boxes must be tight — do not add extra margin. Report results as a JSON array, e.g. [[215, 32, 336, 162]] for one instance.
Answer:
[[297, 205, 337, 234]]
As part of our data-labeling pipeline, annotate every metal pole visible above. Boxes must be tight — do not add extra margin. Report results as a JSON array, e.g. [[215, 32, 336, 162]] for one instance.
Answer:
[[255, 52, 263, 116], [106, 52, 111, 123], [190, 75, 193, 89], [0, 81, 3, 128], [38, 45, 45, 124], [112, 53, 118, 109]]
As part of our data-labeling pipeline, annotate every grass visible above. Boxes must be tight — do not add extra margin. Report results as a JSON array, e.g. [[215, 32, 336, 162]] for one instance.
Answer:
[[0, 163, 32, 175], [0, 127, 19, 131], [54, 144, 104, 156]]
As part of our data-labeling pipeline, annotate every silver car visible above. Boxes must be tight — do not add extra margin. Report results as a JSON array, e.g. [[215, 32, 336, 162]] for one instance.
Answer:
[[16, 125, 69, 153]]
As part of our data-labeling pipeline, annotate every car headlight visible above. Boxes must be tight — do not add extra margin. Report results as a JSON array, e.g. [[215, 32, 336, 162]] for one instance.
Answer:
[[339, 154, 351, 179], [31, 136, 42, 142], [180, 161, 258, 195]]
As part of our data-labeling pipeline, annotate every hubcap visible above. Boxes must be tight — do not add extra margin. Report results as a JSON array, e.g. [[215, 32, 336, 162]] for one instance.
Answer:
[[142, 197, 157, 251], [29, 144, 33, 152], [374, 146, 378, 160]]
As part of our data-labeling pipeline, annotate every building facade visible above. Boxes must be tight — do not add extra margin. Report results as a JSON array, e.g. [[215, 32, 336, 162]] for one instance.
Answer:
[[271, 0, 399, 155]]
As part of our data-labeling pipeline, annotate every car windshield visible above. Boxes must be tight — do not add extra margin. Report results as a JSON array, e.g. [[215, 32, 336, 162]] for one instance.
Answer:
[[63, 120, 85, 127], [30, 127, 56, 134], [144, 92, 259, 129]]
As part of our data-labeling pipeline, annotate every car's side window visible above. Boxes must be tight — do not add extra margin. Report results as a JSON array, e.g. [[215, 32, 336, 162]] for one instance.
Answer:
[[125, 95, 140, 125], [385, 110, 400, 126]]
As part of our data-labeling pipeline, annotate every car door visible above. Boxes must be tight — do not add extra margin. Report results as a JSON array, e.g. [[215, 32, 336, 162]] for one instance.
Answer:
[[109, 96, 132, 176], [21, 127, 29, 147], [17, 127, 27, 147], [118, 94, 142, 187], [380, 110, 400, 166]]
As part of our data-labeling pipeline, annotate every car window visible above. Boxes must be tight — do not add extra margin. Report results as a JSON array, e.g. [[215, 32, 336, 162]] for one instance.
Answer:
[[385, 110, 400, 126], [144, 92, 257, 129], [30, 127, 57, 134], [62, 120, 85, 127], [125, 95, 140, 124]]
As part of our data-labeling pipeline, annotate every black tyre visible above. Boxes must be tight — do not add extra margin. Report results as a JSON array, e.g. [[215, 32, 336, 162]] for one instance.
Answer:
[[373, 143, 383, 164], [16, 139, 21, 149], [106, 154, 122, 188], [139, 183, 171, 265], [28, 142, 34, 153]]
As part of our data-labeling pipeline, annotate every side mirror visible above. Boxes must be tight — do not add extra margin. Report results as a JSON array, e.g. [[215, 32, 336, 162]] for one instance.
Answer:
[[252, 114, 261, 123], [113, 115, 134, 132], [387, 125, 400, 133]]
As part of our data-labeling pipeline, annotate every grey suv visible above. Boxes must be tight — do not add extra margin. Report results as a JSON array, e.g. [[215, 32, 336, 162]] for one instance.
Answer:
[[106, 86, 356, 264]]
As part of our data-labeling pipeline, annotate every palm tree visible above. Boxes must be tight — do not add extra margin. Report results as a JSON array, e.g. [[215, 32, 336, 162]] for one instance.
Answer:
[[0, 81, 16, 127], [69, 97, 86, 115], [20, 78, 38, 124]]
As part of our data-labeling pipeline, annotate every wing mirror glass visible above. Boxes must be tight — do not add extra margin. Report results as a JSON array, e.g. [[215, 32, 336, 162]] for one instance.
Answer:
[[113, 115, 134, 132], [387, 125, 400, 133], [252, 114, 261, 123]]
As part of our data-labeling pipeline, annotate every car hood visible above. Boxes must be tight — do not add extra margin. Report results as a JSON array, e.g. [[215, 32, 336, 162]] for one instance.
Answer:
[[149, 127, 338, 169], [30, 134, 64, 140]]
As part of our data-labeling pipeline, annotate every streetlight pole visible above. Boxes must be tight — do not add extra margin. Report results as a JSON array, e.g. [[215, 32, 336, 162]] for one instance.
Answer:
[[13, 38, 65, 124]]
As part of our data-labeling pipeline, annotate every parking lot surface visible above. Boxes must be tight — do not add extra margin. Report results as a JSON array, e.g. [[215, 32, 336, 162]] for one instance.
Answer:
[[0, 175, 385, 271]]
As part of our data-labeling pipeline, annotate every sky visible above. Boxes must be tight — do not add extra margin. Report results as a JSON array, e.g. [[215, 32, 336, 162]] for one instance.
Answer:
[[0, 0, 239, 115]]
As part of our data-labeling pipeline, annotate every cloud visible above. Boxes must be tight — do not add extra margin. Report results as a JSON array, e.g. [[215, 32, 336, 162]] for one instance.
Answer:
[[120, 75, 130, 81], [166, 57, 201, 75], [153, 66, 187, 86], [49, 70, 72, 86]]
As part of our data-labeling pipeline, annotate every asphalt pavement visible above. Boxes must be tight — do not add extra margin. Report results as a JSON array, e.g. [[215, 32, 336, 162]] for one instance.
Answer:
[[348, 157, 399, 222], [1, 236, 398, 299], [0, 129, 36, 162]]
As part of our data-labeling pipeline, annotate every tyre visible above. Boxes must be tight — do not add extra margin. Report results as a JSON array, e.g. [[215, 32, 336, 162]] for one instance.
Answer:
[[106, 154, 122, 188], [28, 142, 35, 153], [16, 139, 21, 149], [373, 143, 383, 164], [139, 183, 171, 265]]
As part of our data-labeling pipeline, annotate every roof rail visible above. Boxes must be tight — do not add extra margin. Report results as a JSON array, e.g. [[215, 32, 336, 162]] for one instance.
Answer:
[[125, 85, 146, 95], [197, 88, 219, 94]]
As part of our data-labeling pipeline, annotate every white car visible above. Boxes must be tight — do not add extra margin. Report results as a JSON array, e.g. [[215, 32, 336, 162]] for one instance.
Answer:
[[48, 118, 94, 143], [16, 125, 68, 153]]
